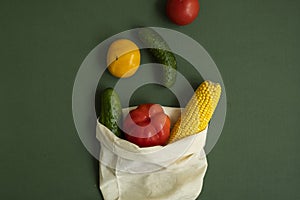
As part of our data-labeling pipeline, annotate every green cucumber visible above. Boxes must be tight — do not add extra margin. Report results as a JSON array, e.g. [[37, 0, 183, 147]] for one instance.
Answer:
[[138, 28, 177, 88], [99, 88, 122, 137]]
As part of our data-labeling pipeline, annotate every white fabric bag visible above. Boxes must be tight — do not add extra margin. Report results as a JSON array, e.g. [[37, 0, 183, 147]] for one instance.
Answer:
[[96, 107, 208, 200]]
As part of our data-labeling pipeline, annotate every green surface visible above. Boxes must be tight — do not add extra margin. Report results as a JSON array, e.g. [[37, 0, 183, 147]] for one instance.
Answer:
[[1, 0, 299, 199]]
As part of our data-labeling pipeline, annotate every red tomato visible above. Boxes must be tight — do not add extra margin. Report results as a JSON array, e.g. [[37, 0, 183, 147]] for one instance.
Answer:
[[166, 0, 200, 25], [123, 104, 171, 147]]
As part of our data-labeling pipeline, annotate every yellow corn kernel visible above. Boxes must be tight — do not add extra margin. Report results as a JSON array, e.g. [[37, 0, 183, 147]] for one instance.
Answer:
[[168, 81, 221, 143]]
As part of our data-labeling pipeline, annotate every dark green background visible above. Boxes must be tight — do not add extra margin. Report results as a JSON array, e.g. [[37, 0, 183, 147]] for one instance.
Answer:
[[1, 0, 299, 199]]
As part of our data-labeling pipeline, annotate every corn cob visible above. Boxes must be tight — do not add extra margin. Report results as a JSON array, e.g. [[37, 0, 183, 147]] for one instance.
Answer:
[[168, 80, 221, 143]]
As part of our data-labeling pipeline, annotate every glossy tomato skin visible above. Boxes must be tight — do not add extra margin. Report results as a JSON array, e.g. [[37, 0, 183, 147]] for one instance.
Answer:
[[123, 104, 171, 147], [166, 0, 200, 25], [107, 39, 140, 78]]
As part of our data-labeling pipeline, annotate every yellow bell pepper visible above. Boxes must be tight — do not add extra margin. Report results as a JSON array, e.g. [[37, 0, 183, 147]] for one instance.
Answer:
[[107, 39, 141, 78]]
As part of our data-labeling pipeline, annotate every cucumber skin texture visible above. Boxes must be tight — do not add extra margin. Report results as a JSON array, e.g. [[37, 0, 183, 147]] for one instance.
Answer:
[[138, 28, 177, 88], [99, 88, 122, 137]]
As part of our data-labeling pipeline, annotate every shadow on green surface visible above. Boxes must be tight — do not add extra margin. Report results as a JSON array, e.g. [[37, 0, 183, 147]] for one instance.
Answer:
[[155, 0, 169, 22], [92, 157, 104, 199]]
